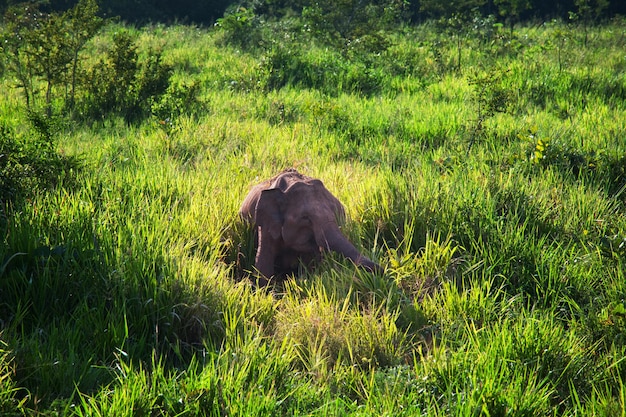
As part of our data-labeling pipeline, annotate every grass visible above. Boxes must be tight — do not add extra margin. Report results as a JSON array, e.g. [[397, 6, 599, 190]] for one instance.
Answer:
[[1, 17, 626, 415]]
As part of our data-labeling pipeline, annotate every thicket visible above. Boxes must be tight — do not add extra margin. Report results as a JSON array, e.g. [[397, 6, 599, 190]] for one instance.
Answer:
[[1, 0, 202, 123], [0, 113, 80, 207], [0, 0, 203, 209], [1, 0, 104, 114], [1, 0, 623, 25]]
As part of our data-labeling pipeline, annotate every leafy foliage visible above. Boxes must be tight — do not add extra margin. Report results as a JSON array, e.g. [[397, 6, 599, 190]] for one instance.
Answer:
[[301, 0, 406, 45], [78, 31, 173, 123], [494, 0, 532, 30], [258, 43, 383, 96], [467, 65, 513, 148], [215, 6, 264, 49], [1, 2, 191, 125], [0, 114, 80, 206], [0, 0, 104, 114]]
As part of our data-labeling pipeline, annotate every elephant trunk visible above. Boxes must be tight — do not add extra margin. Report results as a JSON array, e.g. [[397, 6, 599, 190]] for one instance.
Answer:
[[317, 226, 383, 274]]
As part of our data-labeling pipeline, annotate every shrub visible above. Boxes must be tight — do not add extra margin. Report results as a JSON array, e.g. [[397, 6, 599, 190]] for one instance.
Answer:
[[0, 114, 80, 207], [78, 31, 173, 123], [258, 43, 383, 95], [215, 6, 264, 49], [151, 81, 204, 124], [0, 0, 104, 115], [300, 0, 406, 47]]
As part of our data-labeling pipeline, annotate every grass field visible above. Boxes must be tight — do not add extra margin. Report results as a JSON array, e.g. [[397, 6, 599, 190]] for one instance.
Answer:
[[1, 17, 626, 415]]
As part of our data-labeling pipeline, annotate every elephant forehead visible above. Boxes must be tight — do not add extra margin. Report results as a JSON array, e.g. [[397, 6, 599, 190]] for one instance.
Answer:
[[282, 178, 322, 191], [270, 170, 312, 189], [287, 184, 341, 207], [281, 179, 332, 199], [285, 202, 344, 227]]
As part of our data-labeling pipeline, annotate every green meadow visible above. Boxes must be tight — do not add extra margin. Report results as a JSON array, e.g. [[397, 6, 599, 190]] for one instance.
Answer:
[[2, 14, 626, 416]]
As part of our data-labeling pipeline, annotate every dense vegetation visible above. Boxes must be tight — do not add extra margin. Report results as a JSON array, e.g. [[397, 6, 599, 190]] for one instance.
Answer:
[[1, 0, 626, 25], [1, 0, 626, 415]]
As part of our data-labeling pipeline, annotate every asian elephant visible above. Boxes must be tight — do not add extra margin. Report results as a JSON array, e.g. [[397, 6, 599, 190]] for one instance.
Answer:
[[239, 168, 382, 284]]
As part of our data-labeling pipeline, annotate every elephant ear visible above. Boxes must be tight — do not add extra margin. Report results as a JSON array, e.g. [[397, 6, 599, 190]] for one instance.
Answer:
[[255, 188, 285, 240]]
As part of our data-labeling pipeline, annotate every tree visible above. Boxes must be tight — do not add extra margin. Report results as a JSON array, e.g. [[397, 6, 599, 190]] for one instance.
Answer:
[[64, 0, 105, 107], [420, 0, 486, 18], [570, 0, 609, 46], [494, 0, 532, 33], [1, 2, 45, 109], [1, 0, 104, 114], [421, 0, 487, 72], [301, 0, 406, 45]]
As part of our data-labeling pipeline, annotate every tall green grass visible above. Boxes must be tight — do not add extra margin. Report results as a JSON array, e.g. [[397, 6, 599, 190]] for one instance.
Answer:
[[1, 17, 626, 415]]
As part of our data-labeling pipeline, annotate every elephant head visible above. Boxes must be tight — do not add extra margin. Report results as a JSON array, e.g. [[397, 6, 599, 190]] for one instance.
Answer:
[[239, 169, 382, 283]]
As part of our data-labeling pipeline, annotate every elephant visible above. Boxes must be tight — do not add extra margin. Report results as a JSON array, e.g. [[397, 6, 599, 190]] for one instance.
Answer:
[[239, 168, 382, 284]]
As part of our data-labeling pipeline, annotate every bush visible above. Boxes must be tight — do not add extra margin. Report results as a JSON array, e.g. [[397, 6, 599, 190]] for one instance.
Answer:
[[258, 43, 383, 95], [215, 6, 264, 49], [300, 0, 406, 46], [0, 113, 80, 207], [78, 31, 173, 123], [0, 0, 104, 115]]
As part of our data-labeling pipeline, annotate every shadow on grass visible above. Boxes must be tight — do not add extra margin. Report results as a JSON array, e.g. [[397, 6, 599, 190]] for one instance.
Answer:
[[1, 206, 227, 406]]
